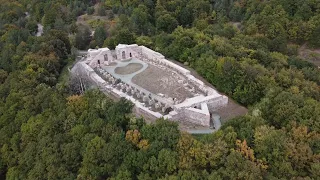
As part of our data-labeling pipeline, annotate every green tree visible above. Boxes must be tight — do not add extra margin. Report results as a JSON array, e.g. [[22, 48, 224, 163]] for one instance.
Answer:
[[78, 136, 108, 179], [309, 25, 320, 47], [220, 151, 264, 179], [115, 28, 135, 45], [156, 14, 178, 33], [42, 7, 57, 28], [94, 25, 107, 47], [131, 5, 151, 35], [136, 36, 153, 48], [26, 21, 38, 35], [75, 26, 91, 50]]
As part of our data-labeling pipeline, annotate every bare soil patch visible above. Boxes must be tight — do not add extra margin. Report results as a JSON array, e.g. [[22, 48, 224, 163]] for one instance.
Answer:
[[115, 63, 143, 75], [298, 44, 320, 66], [230, 22, 242, 30], [132, 64, 194, 101], [215, 100, 248, 123]]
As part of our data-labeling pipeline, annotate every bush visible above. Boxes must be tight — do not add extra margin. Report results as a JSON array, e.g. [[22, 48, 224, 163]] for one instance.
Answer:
[[87, 7, 94, 15], [97, 6, 106, 16]]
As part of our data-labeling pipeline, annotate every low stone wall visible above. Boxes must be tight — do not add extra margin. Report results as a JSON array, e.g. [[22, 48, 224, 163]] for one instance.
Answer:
[[140, 46, 165, 60], [139, 46, 190, 75]]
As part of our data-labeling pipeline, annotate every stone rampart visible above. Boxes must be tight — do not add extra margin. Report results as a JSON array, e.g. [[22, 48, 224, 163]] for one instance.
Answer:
[[174, 94, 228, 112], [167, 103, 210, 126], [87, 48, 113, 67], [116, 44, 139, 60]]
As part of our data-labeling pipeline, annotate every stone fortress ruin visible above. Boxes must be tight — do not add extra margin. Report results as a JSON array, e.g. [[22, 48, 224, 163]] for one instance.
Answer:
[[72, 44, 228, 127]]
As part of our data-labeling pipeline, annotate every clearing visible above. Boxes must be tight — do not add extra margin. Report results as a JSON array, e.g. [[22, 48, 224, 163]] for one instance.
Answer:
[[298, 44, 320, 67]]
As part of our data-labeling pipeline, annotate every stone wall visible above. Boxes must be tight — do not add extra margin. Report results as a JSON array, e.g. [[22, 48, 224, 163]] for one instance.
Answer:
[[115, 44, 139, 60], [139, 46, 190, 75], [174, 94, 228, 111], [168, 107, 210, 126], [206, 96, 228, 111], [179, 103, 210, 126], [133, 105, 161, 122], [140, 46, 165, 60], [87, 48, 113, 67], [182, 108, 210, 126]]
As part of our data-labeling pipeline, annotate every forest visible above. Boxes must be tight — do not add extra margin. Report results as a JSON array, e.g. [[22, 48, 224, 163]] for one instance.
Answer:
[[0, 0, 319, 179]]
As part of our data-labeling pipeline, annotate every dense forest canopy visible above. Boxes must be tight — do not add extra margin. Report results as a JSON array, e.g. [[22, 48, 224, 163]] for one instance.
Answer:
[[0, 0, 319, 179]]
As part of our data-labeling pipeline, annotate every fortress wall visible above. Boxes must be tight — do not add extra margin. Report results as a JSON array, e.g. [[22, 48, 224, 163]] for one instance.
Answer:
[[206, 95, 228, 111], [116, 44, 139, 60], [186, 75, 204, 86], [139, 46, 190, 75], [91, 73, 107, 87], [74, 62, 94, 77], [174, 94, 228, 111], [133, 105, 162, 122], [87, 48, 111, 67], [140, 46, 189, 75], [168, 108, 210, 126], [140, 46, 164, 60], [161, 59, 190, 75], [183, 108, 210, 126], [132, 46, 142, 55], [88, 49, 100, 56], [196, 95, 228, 111]]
